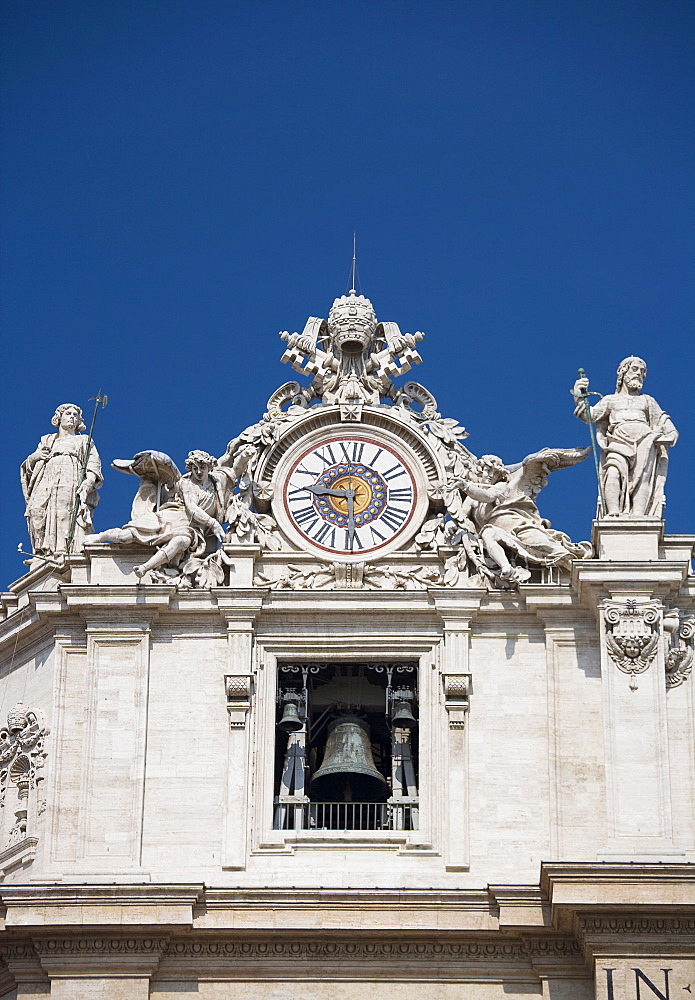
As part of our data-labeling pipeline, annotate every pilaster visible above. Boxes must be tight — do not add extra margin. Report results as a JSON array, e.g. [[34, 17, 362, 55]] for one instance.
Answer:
[[217, 591, 264, 869], [572, 523, 690, 859], [525, 598, 599, 861], [77, 616, 153, 874], [433, 590, 482, 871]]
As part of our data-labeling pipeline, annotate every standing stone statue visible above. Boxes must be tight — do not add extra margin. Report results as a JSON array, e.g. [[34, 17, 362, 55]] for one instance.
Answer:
[[20, 403, 103, 556], [572, 357, 678, 517]]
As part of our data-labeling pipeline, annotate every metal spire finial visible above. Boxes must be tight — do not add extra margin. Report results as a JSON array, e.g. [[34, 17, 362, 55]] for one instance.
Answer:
[[349, 233, 357, 295]]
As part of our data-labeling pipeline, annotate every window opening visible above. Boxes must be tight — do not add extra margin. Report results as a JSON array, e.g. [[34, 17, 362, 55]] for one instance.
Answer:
[[274, 662, 418, 832]]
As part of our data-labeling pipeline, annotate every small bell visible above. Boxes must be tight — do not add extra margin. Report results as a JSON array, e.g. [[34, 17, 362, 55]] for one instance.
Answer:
[[277, 691, 304, 733], [391, 686, 417, 729]]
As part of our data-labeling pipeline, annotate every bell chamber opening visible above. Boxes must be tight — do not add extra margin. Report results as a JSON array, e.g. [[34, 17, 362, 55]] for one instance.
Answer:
[[273, 662, 419, 832]]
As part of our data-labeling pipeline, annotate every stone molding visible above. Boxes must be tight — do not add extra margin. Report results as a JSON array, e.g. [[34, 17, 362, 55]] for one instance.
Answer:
[[1, 877, 692, 989], [574, 914, 695, 962], [523, 937, 583, 960], [33, 937, 169, 957], [163, 938, 531, 961], [0, 942, 39, 961], [0, 932, 588, 980], [576, 916, 695, 937]]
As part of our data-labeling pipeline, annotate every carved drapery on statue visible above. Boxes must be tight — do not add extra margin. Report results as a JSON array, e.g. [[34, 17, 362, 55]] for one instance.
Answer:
[[85, 448, 282, 587], [573, 357, 678, 517], [20, 403, 102, 557], [417, 448, 593, 589]]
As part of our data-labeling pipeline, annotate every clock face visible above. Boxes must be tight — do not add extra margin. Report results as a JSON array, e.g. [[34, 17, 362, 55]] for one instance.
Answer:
[[282, 436, 418, 557]]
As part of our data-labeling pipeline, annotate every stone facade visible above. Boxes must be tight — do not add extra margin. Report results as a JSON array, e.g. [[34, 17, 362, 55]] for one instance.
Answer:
[[0, 291, 693, 997]]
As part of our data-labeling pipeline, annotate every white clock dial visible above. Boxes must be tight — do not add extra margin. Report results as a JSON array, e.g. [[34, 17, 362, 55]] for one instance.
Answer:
[[282, 436, 418, 557]]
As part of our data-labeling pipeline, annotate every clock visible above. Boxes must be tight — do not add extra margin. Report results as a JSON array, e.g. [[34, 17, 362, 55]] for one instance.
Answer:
[[279, 434, 421, 560]]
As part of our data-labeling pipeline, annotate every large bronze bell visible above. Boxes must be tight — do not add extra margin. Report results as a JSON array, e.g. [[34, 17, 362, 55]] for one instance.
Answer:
[[310, 714, 388, 802]]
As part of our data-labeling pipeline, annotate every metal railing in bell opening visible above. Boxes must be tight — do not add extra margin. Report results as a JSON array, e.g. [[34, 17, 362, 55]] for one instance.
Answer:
[[273, 800, 419, 831]]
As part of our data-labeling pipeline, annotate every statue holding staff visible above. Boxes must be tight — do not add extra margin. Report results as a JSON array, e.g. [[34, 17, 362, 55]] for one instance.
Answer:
[[20, 403, 103, 556], [572, 358, 678, 517]]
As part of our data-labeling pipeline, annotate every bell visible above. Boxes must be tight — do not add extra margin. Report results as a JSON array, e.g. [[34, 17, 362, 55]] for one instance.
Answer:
[[277, 698, 303, 733], [391, 686, 417, 729], [310, 715, 388, 802], [391, 699, 417, 728]]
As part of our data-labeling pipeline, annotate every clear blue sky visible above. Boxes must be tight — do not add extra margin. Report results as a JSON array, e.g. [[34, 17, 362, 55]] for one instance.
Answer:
[[1, 0, 693, 585]]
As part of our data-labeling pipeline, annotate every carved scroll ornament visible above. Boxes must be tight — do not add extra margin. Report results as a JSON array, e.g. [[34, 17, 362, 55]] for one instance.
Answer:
[[603, 599, 660, 690], [664, 613, 694, 689]]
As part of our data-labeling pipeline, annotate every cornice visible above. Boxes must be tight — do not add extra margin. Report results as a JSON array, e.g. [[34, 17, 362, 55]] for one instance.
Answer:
[[540, 862, 695, 932], [0, 883, 204, 906], [0, 879, 689, 983], [0, 884, 205, 932], [572, 560, 690, 606]]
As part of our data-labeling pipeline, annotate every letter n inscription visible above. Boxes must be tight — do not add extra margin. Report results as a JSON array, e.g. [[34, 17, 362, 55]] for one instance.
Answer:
[[633, 969, 672, 1000]]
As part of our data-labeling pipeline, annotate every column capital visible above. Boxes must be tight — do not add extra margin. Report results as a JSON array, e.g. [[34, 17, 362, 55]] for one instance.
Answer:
[[430, 589, 483, 628]]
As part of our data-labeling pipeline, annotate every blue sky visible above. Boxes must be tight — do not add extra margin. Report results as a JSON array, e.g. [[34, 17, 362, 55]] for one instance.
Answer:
[[1, 0, 693, 585]]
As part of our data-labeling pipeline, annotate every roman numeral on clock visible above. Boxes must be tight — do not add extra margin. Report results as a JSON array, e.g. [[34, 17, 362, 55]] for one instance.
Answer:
[[345, 529, 363, 550], [388, 486, 412, 503], [380, 506, 409, 530], [286, 438, 417, 554], [314, 445, 336, 466], [369, 525, 387, 544], [338, 441, 365, 463], [292, 505, 320, 529], [312, 522, 336, 547], [382, 463, 407, 482]]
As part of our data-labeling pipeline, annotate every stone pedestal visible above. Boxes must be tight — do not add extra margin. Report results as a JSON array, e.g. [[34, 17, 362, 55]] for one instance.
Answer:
[[592, 518, 663, 562]]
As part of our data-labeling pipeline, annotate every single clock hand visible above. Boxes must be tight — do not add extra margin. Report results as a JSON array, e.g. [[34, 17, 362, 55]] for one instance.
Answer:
[[305, 485, 355, 499], [346, 489, 355, 551]]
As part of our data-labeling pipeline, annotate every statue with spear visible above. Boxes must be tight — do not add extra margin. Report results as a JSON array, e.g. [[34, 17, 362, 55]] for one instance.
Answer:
[[20, 394, 107, 559]]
